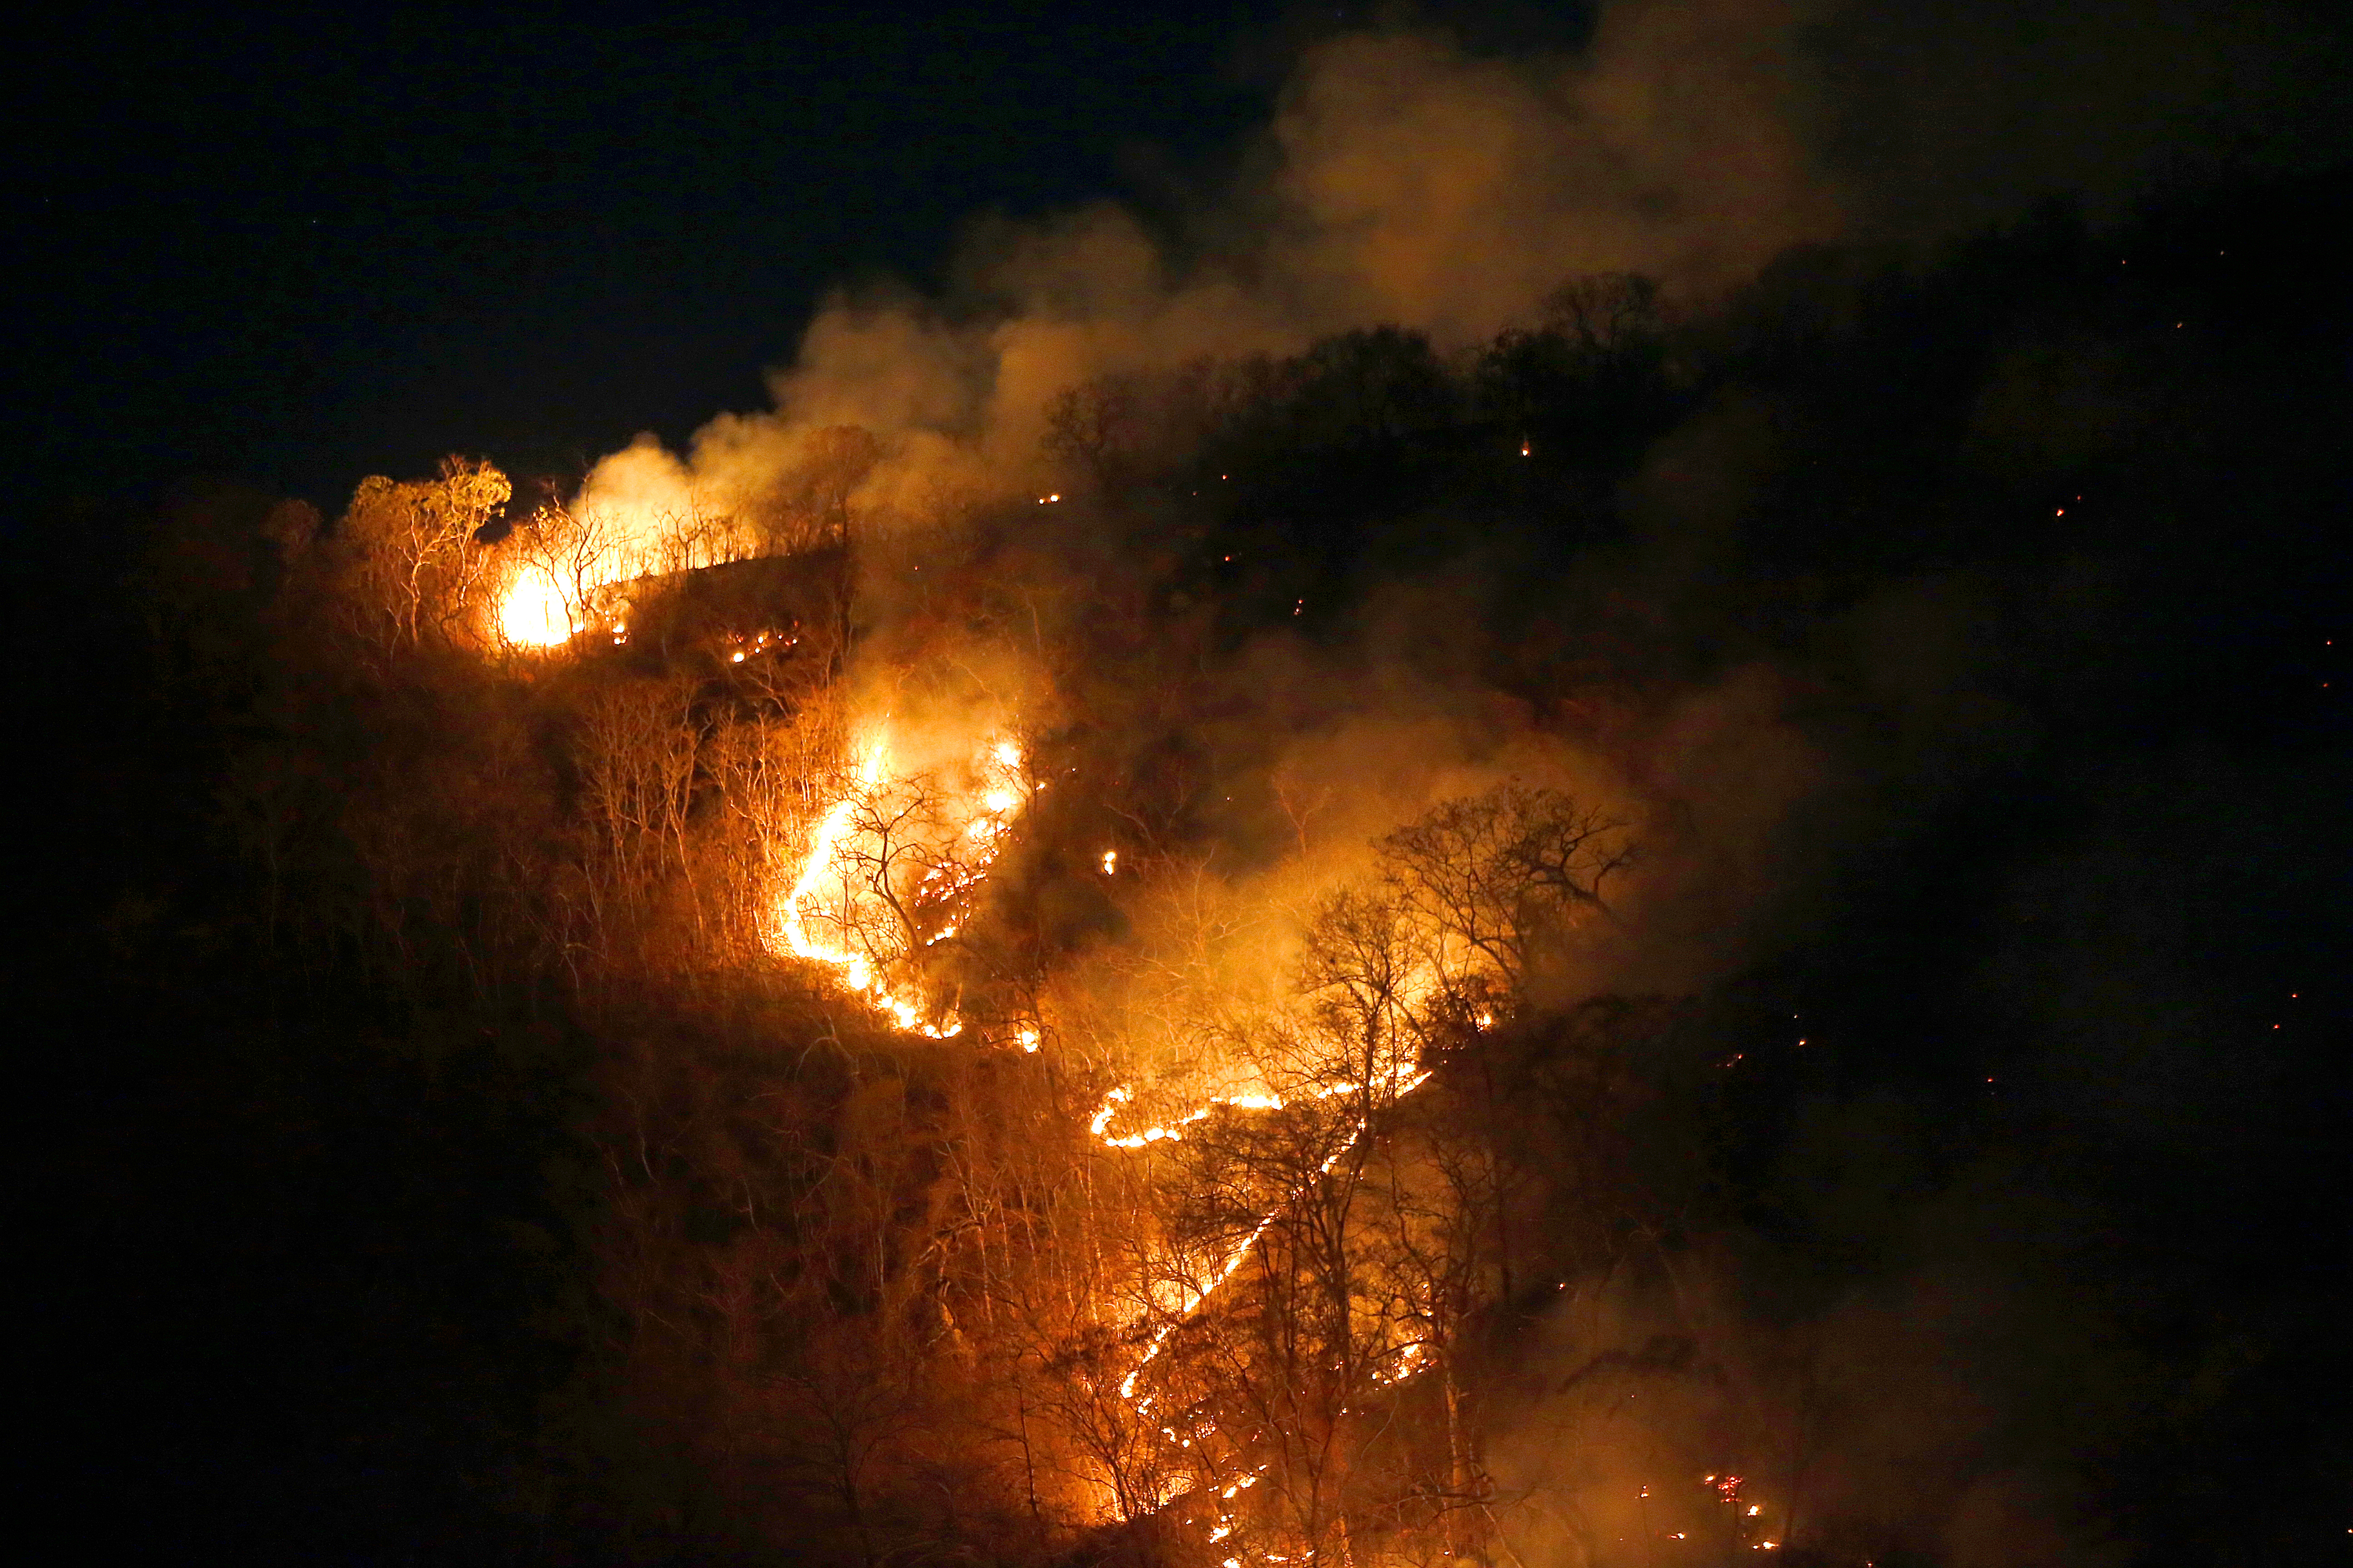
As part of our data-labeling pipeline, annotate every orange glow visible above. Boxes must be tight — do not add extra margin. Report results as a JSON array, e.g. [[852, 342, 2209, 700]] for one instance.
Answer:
[[498, 566, 574, 646], [768, 728, 1026, 1039], [760, 710, 1504, 1553]]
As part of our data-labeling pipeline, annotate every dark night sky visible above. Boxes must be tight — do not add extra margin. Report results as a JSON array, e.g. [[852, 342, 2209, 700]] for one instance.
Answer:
[[22, 3, 1363, 507]]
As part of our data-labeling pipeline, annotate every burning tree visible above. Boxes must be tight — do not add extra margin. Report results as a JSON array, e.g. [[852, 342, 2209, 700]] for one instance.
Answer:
[[500, 499, 633, 647], [770, 731, 1031, 1037], [1049, 786, 1636, 1568]]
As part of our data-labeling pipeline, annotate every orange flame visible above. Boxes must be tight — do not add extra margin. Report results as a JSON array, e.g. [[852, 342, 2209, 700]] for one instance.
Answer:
[[769, 728, 1025, 1039]]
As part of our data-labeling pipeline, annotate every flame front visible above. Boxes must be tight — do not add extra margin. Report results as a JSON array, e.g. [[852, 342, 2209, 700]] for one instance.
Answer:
[[767, 717, 1470, 1553], [774, 734, 890, 974], [768, 728, 1025, 1039]]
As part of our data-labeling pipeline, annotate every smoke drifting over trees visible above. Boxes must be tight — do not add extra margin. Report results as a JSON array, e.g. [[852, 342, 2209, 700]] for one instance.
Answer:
[[565, 0, 2348, 542], [33, 7, 2351, 1568]]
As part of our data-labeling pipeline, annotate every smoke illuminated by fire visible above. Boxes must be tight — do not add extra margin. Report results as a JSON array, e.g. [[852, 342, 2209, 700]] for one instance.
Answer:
[[761, 704, 1468, 1547]]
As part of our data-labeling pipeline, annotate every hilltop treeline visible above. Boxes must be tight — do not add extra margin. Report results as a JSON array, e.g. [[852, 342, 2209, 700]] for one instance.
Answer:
[[43, 170, 2352, 1566]]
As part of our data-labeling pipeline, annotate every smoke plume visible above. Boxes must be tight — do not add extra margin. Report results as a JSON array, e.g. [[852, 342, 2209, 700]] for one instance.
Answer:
[[577, 1, 1851, 532]]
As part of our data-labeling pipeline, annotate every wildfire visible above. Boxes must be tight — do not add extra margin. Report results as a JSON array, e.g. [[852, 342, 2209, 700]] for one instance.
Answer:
[[769, 728, 1027, 1038], [769, 711, 1459, 1552], [1118, 1171, 1308, 1403], [1372, 1339, 1431, 1385], [1088, 1070, 1427, 1149], [1112, 1086, 1426, 1414], [499, 566, 576, 646]]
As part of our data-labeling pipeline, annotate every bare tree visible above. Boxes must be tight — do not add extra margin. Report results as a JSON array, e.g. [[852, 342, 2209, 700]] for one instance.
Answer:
[[506, 499, 631, 643], [647, 498, 756, 578], [792, 426, 884, 551], [1378, 784, 1632, 995], [574, 676, 702, 936], [1539, 273, 1663, 355], [330, 457, 511, 660]]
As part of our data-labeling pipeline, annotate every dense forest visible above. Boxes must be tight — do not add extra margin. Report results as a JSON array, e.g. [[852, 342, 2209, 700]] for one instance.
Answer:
[[38, 169, 2351, 1567]]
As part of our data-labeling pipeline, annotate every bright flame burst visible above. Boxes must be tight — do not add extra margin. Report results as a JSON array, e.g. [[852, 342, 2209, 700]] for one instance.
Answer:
[[499, 566, 576, 646]]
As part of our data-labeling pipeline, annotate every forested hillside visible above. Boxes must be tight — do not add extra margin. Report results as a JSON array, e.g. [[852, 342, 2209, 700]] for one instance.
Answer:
[[40, 170, 2351, 1567]]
